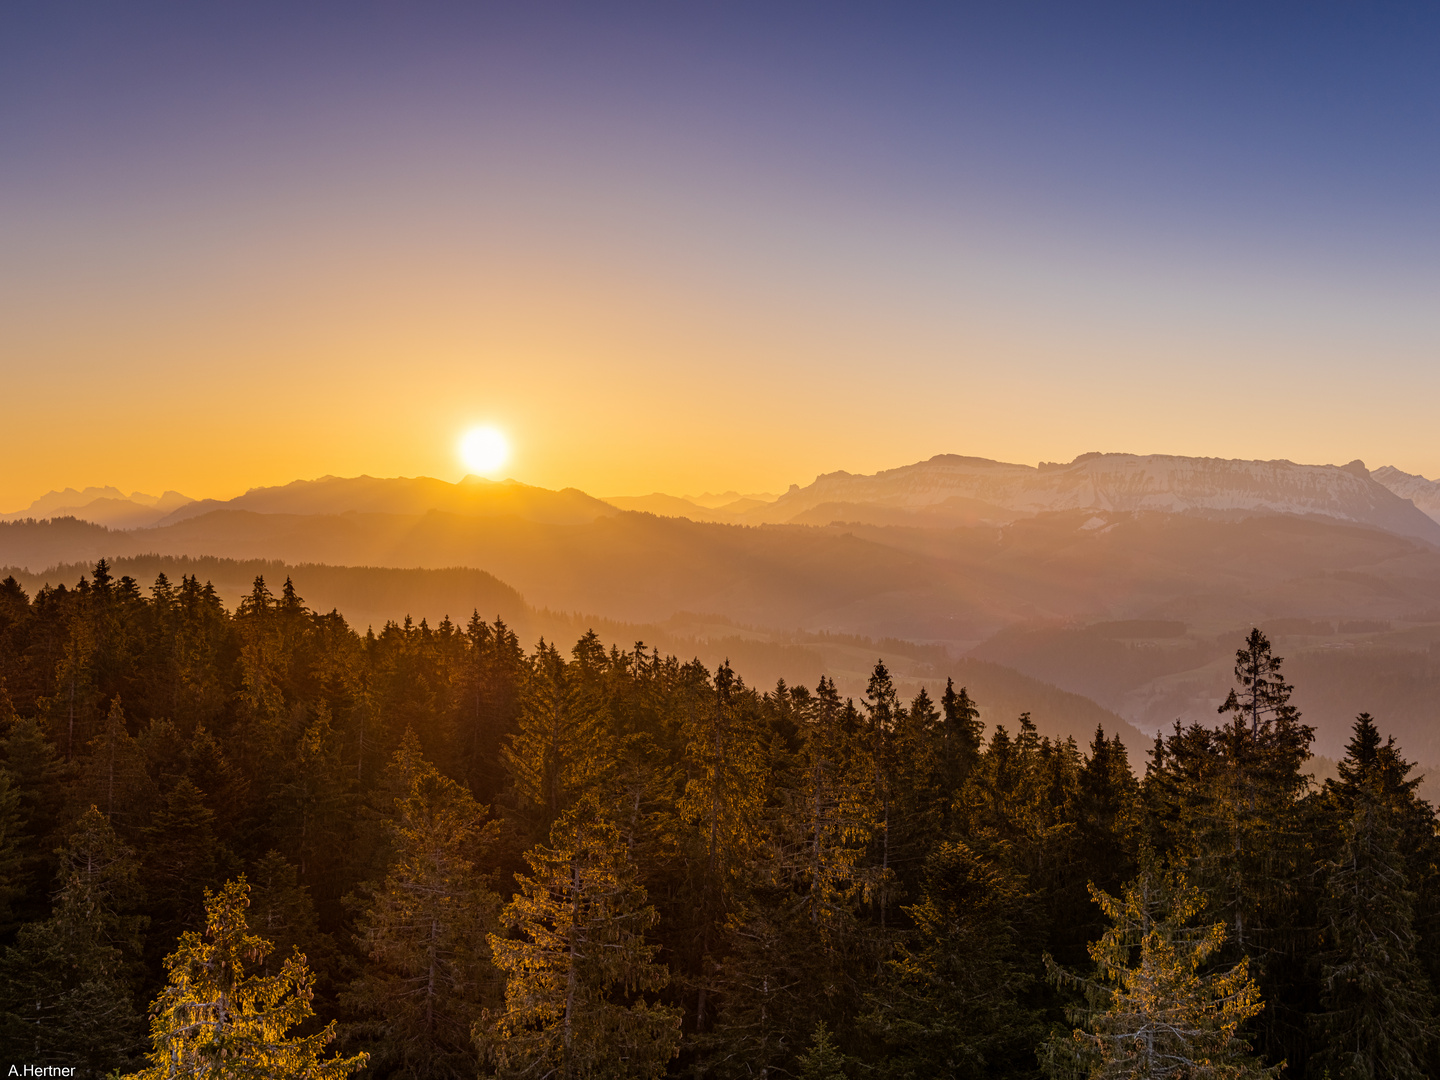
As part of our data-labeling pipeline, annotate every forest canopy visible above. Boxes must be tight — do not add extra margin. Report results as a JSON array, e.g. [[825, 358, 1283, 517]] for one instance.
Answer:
[[0, 561, 1435, 1079]]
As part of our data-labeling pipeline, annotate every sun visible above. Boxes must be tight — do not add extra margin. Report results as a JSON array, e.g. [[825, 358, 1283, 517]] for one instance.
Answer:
[[458, 426, 510, 476]]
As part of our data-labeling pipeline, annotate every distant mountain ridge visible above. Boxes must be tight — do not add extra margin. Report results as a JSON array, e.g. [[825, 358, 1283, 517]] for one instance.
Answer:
[[153, 474, 616, 527], [10, 454, 1440, 544], [1, 487, 193, 529], [736, 452, 1440, 543], [1372, 465, 1440, 526]]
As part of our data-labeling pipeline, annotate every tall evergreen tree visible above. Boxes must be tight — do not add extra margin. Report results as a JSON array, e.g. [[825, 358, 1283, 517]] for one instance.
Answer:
[[0, 765, 25, 927], [1045, 867, 1271, 1080], [0, 806, 146, 1072], [676, 659, 768, 1033], [124, 878, 366, 1080], [1141, 630, 1314, 1066], [0, 716, 68, 920], [868, 839, 1041, 1079], [142, 775, 226, 953], [1311, 714, 1438, 1080], [479, 800, 680, 1080], [938, 678, 984, 806], [503, 638, 613, 842], [344, 742, 500, 1079]]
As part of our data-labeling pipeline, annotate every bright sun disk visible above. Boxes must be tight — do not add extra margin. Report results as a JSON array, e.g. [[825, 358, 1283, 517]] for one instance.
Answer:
[[459, 426, 509, 476]]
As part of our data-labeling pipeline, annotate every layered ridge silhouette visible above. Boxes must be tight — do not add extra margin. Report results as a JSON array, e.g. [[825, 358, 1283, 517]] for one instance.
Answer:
[[8, 453, 1440, 764]]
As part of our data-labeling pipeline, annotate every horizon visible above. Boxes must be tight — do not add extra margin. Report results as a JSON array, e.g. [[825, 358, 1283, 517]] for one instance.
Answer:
[[7, 446, 1438, 516]]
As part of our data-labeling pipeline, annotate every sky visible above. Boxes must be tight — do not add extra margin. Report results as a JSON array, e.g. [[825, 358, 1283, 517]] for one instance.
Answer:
[[4, 1, 1440, 509]]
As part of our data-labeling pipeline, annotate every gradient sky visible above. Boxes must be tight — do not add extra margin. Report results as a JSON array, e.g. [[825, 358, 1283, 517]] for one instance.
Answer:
[[4, 2, 1440, 510]]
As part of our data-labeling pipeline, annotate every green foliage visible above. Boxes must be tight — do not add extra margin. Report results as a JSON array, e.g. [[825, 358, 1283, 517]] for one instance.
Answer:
[[124, 877, 366, 1080], [0, 766, 26, 925], [1046, 867, 1272, 1080], [3, 571, 1437, 1079], [479, 800, 681, 1079], [796, 1021, 851, 1080], [0, 807, 146, 1072], [869, 840, 1041, 1079], [1310, 714, 1438, 1079], [344, 743, 500, 1078], [1140, 629, 1315, 1066]]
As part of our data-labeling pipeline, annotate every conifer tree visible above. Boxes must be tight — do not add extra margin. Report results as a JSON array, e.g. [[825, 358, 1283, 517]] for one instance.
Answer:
[[503, 638, 614, 840], [269, 702, 354, 883], [0, 806, 146, 1072], [796, 1021, 851, 1080], [1, 716, 67, 914], [456, 613, 525, 804], [124, 878, 366, 1080], [701, 679, 874, 1076], [863, 660, 903, 928], [783, 676, 875, 939], [938, 678, 984, 804], [248, 850, 328, 981], [1140, 630, 1314, 1065], [869, 840, 1041, 1079], [80, 696, 156, 833], [1069, 727, 1138, 958], [344, 743, 499, 1079], [677, 659, 768, 1031], [0, 765, 25, 926], [1311, 713, 1438, 1080], [1045, 868, 1271, 1080], [479, 800, 680, 1080], [143, 775, 225, 951]]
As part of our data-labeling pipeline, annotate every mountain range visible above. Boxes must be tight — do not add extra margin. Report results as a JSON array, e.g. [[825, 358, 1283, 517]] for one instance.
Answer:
[[11, 452, 1440, 537], [7, 452, 1440, 772], [0, 486, 195, 529], [609, 453, 1440, 539]]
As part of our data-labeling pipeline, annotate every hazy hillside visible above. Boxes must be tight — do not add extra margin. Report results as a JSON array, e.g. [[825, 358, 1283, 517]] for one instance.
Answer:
[[9, 462, 1440, 777], [1, 487, 193, 528], [968, 616, 1440, 794], [8, 505, 1440, 647], [155, 474, 615, 526], [2, 553, 1150, 757], [601, 493, 739, 522]]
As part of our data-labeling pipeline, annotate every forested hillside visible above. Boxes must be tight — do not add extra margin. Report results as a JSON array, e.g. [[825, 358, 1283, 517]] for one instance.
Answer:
[[0, 562, 1435, 1078]]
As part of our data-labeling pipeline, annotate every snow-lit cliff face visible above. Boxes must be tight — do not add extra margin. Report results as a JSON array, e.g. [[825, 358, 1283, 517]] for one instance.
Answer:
[[756, 453, 1440, 543], [1372, 466, 1440, 526]]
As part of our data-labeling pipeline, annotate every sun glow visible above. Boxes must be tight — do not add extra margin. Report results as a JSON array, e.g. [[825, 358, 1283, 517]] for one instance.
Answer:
[[458, 426, 510, 476]]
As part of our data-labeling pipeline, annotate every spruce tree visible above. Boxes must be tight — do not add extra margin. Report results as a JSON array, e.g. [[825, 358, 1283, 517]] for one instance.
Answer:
[[503, 639, 614, 841], [479, 799, 680, 1080], [142, 775, 225, 952], [0, 765, 25, 926], [676, 659, 768, 1033], [868, 840, 1041, 1079], [1311, 714, 1438, 1079], [938, 678, 984, 806], [124, 878, 366, 1080], [796, 1021, 851, 1080], [1045, 867, 1271, 1080], [783, 676, 875, 939], [344, 743, 499, 1079], [248, 850, 329, 983], [702, 678, 873, 1077], [1142, 630, 1314, 1066], [0, 716, 67, 922], [0, 806, 146, 1072]]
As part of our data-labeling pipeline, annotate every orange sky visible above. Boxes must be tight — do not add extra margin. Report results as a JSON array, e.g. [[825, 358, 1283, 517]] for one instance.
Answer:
[[4, 225, 1436, 512], [6, 6, 1440, 511]]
